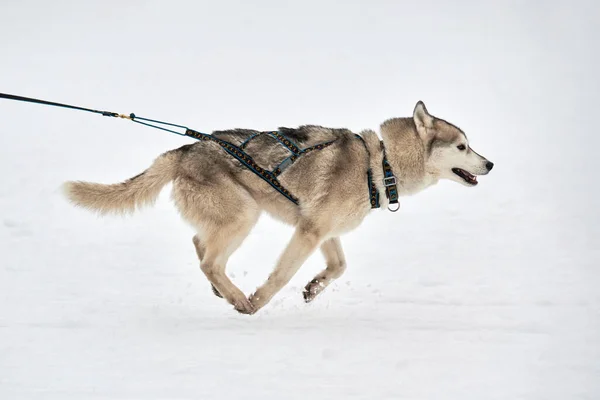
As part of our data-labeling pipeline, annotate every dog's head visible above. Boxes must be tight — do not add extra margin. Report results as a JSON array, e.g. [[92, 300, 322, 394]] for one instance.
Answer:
[[413, 101, 493, 187]]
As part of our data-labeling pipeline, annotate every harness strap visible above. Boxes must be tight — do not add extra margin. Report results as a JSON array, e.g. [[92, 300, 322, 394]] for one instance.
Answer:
[[355, 135, 400, 210], [239, 132, 260, 149], [367, 168, 380, 208], [355, 135, 381, 208], [381, 142, 400, 211], [185, 129, 336, 204], [272, 139, 337, 177], [186, 129, 300, 204], [268, 131, 301, 155]]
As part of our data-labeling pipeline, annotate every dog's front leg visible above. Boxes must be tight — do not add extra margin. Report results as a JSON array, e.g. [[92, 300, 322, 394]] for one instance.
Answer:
[[249, 224, 324, 313], [303, 237, 347, 303]]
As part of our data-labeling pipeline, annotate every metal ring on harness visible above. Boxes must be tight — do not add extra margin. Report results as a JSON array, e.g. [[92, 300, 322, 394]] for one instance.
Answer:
[[387, 202, 400, 212]]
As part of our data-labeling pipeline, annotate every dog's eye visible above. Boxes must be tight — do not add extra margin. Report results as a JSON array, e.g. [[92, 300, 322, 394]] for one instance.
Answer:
[[457, 144, 466, 151]]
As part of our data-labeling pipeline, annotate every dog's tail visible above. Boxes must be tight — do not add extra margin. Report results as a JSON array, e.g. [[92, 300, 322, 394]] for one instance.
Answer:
[[63, 146, 186, 215]]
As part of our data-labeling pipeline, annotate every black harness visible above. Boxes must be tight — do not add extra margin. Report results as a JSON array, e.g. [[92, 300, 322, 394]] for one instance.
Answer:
[[0, 92, 400, 211], [185, 128, 337, 205]]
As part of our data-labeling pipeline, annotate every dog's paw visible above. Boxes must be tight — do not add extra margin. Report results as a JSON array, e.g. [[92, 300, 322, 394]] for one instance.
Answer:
[[233, 297, 255, 315], [302, 289, 313, 303], [303, 278, 325, 303], [211, 284, 223, 298], [248, 292, 268, 314]]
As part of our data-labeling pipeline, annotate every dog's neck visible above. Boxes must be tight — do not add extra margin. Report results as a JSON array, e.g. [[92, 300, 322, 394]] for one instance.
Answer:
[[379, 118, 438, 195]]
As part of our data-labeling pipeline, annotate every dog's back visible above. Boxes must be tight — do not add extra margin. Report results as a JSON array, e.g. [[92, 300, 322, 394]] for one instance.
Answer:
[[63, 125, 354, 216]]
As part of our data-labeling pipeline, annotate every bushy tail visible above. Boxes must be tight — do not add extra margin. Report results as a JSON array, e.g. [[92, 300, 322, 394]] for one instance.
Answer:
[[63, 148, 182, 215]]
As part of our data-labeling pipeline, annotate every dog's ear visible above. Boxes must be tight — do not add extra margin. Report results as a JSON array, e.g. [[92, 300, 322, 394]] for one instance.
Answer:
[[413, 101, 434, 137]]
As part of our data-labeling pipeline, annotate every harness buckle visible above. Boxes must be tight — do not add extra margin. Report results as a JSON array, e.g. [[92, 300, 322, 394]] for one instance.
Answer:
[[383, 176, 397, 187], [278, 157, 294, 172]]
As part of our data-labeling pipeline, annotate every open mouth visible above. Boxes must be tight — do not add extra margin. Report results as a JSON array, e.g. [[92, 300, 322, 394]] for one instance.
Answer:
[[452, 168, 478, 185]]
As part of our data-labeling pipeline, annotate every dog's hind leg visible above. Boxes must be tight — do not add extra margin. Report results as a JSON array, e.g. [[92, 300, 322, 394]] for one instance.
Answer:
[[192, 235, 222, 299], [303, 237, 347, 303], [192, 235, 206, 261], [198, 220, 257, 314], [173, 175, 259, 314]]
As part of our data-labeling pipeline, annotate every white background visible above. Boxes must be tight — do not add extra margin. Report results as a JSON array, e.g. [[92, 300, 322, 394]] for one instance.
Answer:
[[1, 1, 598, 399]]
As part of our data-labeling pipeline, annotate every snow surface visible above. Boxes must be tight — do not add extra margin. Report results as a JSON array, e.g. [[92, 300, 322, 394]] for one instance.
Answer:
[[1, 1, 599, 399]]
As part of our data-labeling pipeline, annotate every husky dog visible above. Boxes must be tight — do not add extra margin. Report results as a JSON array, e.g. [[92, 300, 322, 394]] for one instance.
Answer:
[[64, 101, 493, 314]]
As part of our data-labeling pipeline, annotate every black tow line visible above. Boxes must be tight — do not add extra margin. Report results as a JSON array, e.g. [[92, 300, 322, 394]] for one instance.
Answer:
[[0, 92, 194, 137]]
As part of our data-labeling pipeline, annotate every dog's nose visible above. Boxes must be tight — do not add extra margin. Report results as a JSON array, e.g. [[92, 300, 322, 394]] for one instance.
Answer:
[[486, 161, 494, 171]]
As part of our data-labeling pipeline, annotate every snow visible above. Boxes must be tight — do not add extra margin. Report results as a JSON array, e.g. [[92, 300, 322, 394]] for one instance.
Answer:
[[1, 1, 599, 399]]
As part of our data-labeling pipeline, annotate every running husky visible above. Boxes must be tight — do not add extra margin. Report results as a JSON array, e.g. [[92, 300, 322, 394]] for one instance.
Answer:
[[64, 101, 493, 314]]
